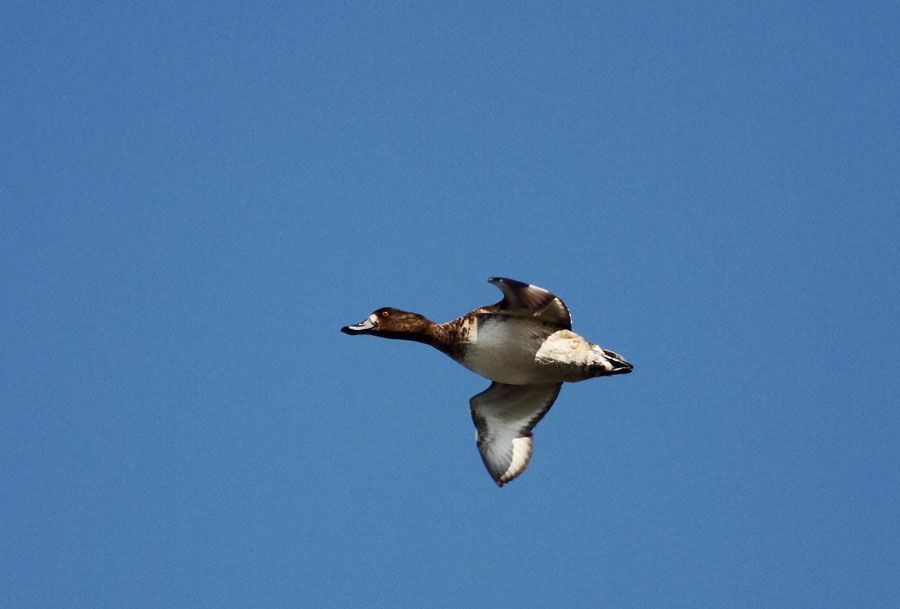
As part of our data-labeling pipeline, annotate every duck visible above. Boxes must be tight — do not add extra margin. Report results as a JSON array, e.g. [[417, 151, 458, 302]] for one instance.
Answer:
[[341, 277, 633, 486]]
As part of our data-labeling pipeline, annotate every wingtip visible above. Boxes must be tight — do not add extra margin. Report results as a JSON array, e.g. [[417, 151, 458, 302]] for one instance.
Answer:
[[488, 276, 527, 288]]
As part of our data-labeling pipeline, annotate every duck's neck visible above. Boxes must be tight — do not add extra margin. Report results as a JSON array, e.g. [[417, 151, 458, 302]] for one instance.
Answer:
[[379, 317, 438, 346], [425, 318, 468, 360], [380, 317, 467, 360]]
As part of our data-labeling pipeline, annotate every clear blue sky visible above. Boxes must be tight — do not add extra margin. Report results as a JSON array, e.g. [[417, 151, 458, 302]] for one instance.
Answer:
[[2, 3, 897, 608]]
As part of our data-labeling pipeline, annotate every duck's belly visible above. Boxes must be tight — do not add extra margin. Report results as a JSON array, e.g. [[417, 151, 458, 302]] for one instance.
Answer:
[[459, 316, 597, 384]]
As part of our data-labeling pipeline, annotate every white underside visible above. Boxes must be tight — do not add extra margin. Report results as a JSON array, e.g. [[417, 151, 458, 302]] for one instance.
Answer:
[[460, 317, 610, 384]]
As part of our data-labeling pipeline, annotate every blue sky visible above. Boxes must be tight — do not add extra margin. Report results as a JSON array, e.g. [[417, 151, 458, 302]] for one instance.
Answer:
[[2, 3, 897, 608]]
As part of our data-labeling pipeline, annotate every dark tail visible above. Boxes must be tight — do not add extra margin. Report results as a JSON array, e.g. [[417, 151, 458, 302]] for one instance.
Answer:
[[599, 348, 633, 375]]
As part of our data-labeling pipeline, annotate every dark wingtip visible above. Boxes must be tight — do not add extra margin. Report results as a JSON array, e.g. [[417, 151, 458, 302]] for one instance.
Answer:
[[488, 276, 528, 288]]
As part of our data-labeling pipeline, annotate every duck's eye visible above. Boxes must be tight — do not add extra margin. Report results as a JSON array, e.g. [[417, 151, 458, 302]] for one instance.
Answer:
[[381, 310, 389, 317]]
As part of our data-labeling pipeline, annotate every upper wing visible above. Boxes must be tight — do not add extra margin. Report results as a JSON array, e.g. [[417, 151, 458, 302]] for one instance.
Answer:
[[469, 382, 563, 486], [486, 277, 571, 330]]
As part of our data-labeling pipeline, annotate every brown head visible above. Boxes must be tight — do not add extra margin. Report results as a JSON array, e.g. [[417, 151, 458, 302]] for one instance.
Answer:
[[341, 307, 434, 343]]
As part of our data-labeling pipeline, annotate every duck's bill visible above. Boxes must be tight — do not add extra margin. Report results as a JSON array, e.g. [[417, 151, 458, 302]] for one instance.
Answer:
[[341, 315, 377, 334]]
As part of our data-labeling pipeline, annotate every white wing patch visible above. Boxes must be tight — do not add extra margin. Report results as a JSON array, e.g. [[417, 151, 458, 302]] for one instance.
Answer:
[[503, 437, 534, 484], [469, 382, 563, 486]]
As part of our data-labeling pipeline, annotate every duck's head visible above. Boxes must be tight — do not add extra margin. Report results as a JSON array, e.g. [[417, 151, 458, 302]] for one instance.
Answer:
[[341, 307, 433, 341]]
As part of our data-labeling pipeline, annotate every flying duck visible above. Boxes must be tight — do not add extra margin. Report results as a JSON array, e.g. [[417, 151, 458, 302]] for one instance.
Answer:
[[341, 277, 632, 486]]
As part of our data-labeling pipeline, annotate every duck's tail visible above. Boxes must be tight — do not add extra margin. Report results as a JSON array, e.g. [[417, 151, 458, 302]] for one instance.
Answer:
[[591, 346, 633, 375]]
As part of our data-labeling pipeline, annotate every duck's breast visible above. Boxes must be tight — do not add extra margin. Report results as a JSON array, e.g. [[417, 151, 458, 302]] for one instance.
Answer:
[[459, 315, 576, 384]]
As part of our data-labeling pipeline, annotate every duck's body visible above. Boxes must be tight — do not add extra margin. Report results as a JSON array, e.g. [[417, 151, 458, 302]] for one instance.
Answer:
[[437, 313, 628, 385], [341, 277, 632, 486]]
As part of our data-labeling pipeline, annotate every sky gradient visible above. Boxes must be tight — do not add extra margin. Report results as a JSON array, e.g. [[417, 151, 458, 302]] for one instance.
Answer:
[[3, 3, 898, 608]]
